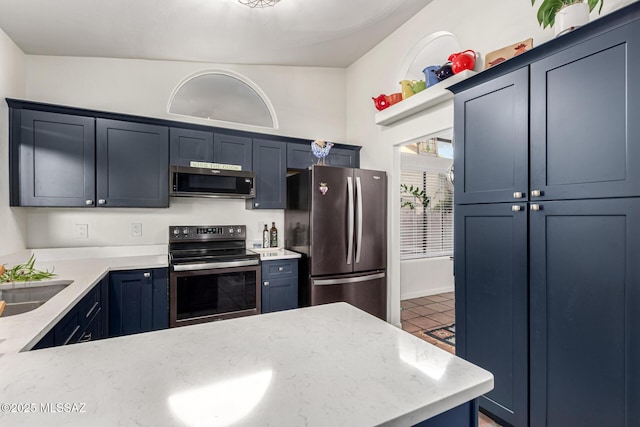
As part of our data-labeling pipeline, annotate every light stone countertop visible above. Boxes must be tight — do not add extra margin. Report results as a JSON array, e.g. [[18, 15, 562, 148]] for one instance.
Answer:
[[0, 302, 493, 427], [249, 247, 302, 260], [0, 246, 168, 355]]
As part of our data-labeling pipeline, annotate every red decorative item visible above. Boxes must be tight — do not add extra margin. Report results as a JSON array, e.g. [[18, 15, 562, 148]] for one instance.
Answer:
[[372, 94, 390, 111], [448, 50, 477, 74], [387, 93, 402, 106]]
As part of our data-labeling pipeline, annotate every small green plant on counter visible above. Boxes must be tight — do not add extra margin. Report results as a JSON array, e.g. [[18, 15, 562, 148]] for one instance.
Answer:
[[531, 0, 604, 29], [0, 254, 56, 283], [401, 184, 430, 210]]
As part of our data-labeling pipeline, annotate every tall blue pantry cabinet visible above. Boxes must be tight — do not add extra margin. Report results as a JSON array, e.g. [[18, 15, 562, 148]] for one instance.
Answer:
[[451, 3, 640, 426]]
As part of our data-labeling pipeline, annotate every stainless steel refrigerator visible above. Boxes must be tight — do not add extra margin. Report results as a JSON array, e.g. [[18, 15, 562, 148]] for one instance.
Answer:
[[285, 165, 387, 319]]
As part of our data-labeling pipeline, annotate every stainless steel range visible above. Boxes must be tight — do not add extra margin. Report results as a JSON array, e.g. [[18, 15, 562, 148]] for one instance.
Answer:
[[169, 225, 261, 327]]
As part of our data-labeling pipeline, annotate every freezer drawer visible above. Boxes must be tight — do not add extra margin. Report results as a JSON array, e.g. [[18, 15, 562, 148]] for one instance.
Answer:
[[310, 271, 386, 320]]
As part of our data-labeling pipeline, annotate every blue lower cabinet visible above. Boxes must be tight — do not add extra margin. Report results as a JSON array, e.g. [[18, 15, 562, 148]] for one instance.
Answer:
[[413, 400, 479, 427], [108, 268, 168, 337], [32, 277, 108, 350], [261, 259, 298, 313]]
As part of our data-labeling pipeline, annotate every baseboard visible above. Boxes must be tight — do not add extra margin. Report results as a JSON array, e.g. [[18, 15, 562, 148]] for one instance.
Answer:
[[401, 285, 454, 301]]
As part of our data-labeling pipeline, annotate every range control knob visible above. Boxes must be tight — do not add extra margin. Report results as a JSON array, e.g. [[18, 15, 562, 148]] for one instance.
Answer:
[[236, 228, 241, 234], [172, 228, 180, 235], [228, 227, 234, 233], [182, 228, 189, 234]]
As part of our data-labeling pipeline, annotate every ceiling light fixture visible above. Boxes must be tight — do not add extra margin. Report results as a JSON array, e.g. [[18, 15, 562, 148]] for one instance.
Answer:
[[238, 0, 280, 8]]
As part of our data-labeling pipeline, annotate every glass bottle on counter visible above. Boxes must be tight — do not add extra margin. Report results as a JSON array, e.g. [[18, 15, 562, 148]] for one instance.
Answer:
[[270, 222, 278, 248], [263, 224, 270, 248]]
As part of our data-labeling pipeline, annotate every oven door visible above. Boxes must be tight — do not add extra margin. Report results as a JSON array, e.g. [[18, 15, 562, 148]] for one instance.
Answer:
[[170, 263, 261, 327]]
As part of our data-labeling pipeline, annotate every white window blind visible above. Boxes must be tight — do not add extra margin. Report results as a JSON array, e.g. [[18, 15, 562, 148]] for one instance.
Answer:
[[400, 168, 453, 259]]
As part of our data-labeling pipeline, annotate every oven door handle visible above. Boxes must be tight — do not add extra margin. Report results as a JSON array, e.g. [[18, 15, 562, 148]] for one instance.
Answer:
[[172, 259, 260, 271]]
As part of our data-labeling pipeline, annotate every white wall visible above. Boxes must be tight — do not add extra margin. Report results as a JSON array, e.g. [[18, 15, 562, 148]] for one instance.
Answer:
[[346, 0, 635, 326], [22, 56, 347, 248], [0, 27, 26, 256], [401, 257, 453, 300]]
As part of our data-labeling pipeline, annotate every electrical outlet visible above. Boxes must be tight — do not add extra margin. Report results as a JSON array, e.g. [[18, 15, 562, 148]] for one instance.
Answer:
[[75, 224, 88, 239], [131, 223, 142, 237]]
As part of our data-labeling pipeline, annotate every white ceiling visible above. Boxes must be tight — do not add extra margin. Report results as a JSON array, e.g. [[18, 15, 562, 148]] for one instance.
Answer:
[[0, 0, 431, 68]]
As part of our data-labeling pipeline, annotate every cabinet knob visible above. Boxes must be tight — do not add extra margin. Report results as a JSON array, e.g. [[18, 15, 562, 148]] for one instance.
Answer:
[[264, 281, 269, 286], [143, 272, 151, 278], [513, 192, 524, 199], [511, 205, 522, 212], [531, 190, 542, 197], [85, 199, 94, 205], [531, 204, 541, 211], [98, 199, 106, 205], [254, 202, 260, 207], [278, 267, 284, 271]]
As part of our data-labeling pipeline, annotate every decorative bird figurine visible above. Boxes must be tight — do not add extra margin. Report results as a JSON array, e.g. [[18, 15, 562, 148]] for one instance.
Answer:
[[311, 140, 334, 165]]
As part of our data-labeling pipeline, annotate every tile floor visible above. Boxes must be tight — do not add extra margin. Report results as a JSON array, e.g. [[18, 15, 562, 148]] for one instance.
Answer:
[[400, 292, 502, 427]]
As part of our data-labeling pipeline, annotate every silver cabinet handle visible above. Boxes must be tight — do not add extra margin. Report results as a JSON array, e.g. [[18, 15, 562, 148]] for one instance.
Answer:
[[513, 192, 523, 199], [78, 332, 92, 343], [531, 204, 541, 211], [511, 205, 522, 212], [531, 190, 542, 197], [85, 199, 93, 205], [143, 272, 151, 278], [264, 281, 269, 286], [98, 199, 106, 205]]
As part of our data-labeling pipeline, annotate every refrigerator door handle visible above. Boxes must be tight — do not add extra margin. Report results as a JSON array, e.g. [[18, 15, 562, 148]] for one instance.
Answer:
[[355, 176, 363, 264], [313, 272, 386, 286], [347, 176, 354, 265]]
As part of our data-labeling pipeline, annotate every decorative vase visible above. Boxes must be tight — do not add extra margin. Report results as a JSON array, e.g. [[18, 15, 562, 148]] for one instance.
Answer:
[[555, 2, 590, 37]]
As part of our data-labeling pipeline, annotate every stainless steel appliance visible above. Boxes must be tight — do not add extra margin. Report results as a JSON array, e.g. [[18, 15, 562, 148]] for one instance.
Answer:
[[169, 225, 261, 327], [170, 166, 255, 199], [285, 165, 387, 320]]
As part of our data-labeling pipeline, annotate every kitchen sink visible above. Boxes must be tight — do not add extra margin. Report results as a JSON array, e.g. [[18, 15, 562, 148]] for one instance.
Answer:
[[0, 281, 73, 317]]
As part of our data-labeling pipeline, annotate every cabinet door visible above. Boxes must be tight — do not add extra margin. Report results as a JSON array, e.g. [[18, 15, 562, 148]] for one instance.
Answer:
[[530, 24, 640, 201], [529, 198, 640, 427], [454, 203, 528, 427], [108, 270, 154, 337], [453, 67, 529, 205], [96, 119, 169, 207], [262, 276, 298, 313], [214, 133, 252, 171], [16, 110, 95, 207], [151, 268, 169, 330], [249, 139, 286, 209], [327, 147, 358, 168], [287, 143, 359, 170], [169, 127, 214, 166]]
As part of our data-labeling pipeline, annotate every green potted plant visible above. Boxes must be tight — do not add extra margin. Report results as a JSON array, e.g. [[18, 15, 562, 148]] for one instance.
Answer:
[[532, 0, 604, 35], [400, 184, 429, 210]]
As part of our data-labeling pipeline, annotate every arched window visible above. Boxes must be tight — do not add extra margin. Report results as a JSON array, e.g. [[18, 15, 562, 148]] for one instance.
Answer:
[[168, 71, 276, 128]]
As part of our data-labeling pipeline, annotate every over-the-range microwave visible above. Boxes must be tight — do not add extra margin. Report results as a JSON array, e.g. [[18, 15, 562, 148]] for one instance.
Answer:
[[170, 165, 255, 199]]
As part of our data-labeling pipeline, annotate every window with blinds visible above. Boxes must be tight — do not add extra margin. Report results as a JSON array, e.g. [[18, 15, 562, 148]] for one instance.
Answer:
[[400, 169, 453, 259]]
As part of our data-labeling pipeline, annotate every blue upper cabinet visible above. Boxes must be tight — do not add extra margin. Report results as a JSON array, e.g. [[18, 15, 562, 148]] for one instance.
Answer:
[[530, 23, 640, 202], [453, 67, 529, 205], [287, 143, 360, 170], [170, 127, 214, 166], [214, 133, 252, 171], [170, 128, 252, 171], [96, 119, 169, 208], [248, 139, 287, 209], [12, 109, 96, 207]]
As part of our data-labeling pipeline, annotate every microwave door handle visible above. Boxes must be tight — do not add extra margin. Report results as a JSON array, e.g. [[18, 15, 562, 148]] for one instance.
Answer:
[[347, 176, 354, 265], [355, 176, 363, 264]]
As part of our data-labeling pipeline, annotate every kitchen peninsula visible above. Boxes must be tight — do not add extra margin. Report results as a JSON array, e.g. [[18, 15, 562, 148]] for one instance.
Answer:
[[1, 301, 492, 426]]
